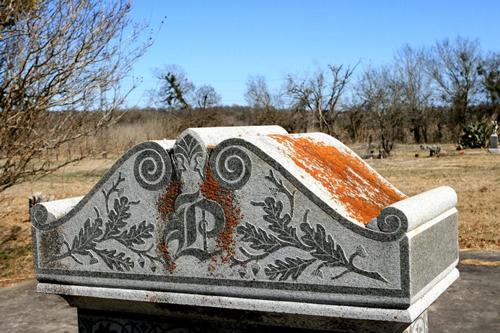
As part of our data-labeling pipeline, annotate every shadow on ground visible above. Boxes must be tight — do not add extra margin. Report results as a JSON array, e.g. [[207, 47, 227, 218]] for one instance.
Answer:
[[0, 251, 498, 333]]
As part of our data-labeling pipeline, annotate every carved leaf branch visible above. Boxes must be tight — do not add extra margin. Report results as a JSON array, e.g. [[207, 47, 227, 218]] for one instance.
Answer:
[[265, 169, 296, 215], [237, 222, 282, 253], [101, 172, 125, 214], [231, 196, 308, 267], [93, 248, 135, 272], [251, 197, 306, 249], [71, 217, 103, 256], [114, 221, 154, 247], [236, 169, 387, 283], [265, 257, 316, 281], [102, 196, 133, 240], [300, 222, 348, 266], [46, 176, 162, 272]]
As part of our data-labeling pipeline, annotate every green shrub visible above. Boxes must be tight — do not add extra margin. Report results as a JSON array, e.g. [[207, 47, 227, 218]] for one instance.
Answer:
[[458, 121, 491, 149]]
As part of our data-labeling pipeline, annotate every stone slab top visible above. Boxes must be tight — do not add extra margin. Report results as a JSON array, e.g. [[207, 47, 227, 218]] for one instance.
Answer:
[[253, 132, 407, 225], [183, 126, 405, 225], [33, 126, 457, 231]]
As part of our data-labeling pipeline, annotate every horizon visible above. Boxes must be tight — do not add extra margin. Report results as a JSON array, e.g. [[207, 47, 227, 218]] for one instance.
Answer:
[[125, 1, 500, 107]]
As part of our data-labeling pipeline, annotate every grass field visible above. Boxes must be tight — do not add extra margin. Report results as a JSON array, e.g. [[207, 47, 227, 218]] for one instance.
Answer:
[[0, 144, 499, 286]]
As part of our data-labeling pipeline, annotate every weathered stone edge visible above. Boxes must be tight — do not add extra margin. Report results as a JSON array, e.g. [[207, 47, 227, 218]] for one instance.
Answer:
[[36, 268, 458, 323], [380, 186, 457, 232]]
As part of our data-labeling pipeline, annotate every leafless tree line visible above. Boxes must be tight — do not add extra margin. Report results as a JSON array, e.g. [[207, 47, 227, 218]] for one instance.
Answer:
[[154, 37, 498, 158], [244, 37, 498, 156]]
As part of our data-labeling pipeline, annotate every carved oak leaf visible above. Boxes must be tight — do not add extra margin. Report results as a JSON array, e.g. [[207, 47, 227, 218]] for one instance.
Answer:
[[265, 257, 316, 281], [71, 217, 103, 255], [104, 197, 132, 238], [115, 221, 154, 246], [94, 248, 134, 271], [236, 223, 282, 252], [299, 223, 348, 266], [252, 197, 304, 248]]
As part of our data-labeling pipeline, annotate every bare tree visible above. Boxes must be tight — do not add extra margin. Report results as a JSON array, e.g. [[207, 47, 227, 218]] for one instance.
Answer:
[[245, 76, 274, 111], [194, 85, 221, 109], [356, 66, 405, 157], [155, 65, 195, 111], [478, 52, 500, 114], [0, 0, 151, 193], [154, 66, 222, 111], [343, 101, 365, 142], [285, 64, 356, 135], [394, 45, 433, 143], [284, 74, 313, 132], [245, 75, 287, 126], [426, 37, 483, 130]]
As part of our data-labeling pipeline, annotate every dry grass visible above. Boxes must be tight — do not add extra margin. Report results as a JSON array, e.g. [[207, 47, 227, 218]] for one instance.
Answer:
[[358, 144, 500, 250], [0, 144, 498, 287], [0, 159, 113, 287]]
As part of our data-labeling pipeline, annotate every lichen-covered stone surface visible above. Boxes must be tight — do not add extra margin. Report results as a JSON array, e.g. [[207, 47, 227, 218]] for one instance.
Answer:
[[31, 126, 459, 309]]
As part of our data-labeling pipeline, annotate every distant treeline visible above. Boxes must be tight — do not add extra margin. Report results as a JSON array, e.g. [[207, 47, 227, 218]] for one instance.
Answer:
[[114, 103, 497, 145], [144, 37, 498, 156]]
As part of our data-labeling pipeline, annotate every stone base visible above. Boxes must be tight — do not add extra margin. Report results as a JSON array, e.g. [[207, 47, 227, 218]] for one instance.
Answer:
[[38, 268, 457, 324], [488, 148, 500, 154], [77, 308, 428, 333], [37, 271, 456, 333]]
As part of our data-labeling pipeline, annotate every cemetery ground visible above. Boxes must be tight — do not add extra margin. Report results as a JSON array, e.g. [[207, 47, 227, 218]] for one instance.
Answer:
[[0, 143, 499, 286]]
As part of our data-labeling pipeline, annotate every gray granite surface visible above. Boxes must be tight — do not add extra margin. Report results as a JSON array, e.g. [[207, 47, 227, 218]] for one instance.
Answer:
[[31, 126, 459, 310]]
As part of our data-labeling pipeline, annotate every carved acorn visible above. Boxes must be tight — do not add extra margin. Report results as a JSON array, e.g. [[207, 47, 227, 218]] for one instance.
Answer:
[[251, 263, 261, 276], [238, 267, 247, 278], [138, 258, 145, 268]]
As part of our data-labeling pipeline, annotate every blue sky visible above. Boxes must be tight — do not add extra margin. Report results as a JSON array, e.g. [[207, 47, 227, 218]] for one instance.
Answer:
[[125, 1, 500, 107]]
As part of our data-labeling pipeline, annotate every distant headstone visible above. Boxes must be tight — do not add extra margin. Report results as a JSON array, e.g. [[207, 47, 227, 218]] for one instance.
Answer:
[[31, 126, 459, 333], [489, 121, 499, 154]]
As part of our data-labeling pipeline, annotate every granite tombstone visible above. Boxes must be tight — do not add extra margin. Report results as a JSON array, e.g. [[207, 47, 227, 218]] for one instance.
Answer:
[[489, 121, 499, 154], [31, 126, 459, 332]]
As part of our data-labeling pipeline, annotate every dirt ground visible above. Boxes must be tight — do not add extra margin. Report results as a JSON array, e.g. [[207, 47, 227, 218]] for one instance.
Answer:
[[0, 144, 499, 286], [0, 158, 113, 286]]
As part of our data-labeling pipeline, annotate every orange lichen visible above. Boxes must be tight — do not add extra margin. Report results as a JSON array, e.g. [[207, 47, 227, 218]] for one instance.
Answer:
[[155, 168, 241, 271], [157, 180, 181, 221], [207, 256, 217, 273], [270, 134, 406, 224], [201, 167, 241, 263], [158, 242, 176, 273], [156, 180, 181, 273]]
